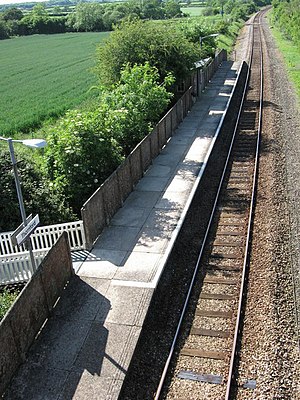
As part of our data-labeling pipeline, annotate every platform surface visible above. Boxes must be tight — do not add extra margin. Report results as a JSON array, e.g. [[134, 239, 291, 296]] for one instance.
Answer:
[[4, 60, 240, 400]]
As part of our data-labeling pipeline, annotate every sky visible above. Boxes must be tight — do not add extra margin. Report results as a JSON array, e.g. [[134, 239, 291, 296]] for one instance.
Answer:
[[0, 0, 47, 5]]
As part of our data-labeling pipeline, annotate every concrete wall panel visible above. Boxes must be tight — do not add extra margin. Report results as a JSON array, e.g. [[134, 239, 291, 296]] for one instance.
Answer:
[[40, 232, 73, 312], [116, 158, 133, 204], [0, 318, 22, 394], [129, 147, 142, 186], [171, 107, 177, 132], [149, 127, 159, 159], [0, 233, 73, 396], [81, 187, 106, 249], [103, 172, 122, 223], [140, 135, 152, 172], [165, 112, 172, 140], [158, 120, 166, 150], [8, 273, 49, 358]]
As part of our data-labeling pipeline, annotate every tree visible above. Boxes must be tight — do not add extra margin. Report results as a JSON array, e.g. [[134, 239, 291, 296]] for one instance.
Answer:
[[95, 19, 199, 87], [179, 18, 214, 44], [67, 2, 104, 32], [0, 150, 75, 232], [0, 20, 9, 39], [0, 6, 23, 38], [272, 0, 300, 46], [2, 7, 23, 21], [100, 1, 143, 30], [31, 3, 48, 18], [230, 1, 257, 21], [20, 4, 50, 34], [102, 7, 127, 30], [164, 0, 182, 18], [142, 0, 165, 19]]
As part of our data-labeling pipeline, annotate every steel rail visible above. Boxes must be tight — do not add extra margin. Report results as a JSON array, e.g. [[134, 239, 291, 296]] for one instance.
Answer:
[[224, 12, 264, 399], [153, 13, 262, 400]]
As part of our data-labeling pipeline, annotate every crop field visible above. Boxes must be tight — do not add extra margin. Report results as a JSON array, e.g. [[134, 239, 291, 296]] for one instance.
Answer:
[[0, 32, 109, 136]]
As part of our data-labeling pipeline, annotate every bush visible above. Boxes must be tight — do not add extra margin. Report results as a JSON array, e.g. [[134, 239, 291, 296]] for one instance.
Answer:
[[44, 110, 124, 214], [202, 7, 219, 16], [44, 63, 174, 212], [179, 18, 214, 43], [215, 20, 230, 35], [94, 19, 199, 87], [231, 1, 257, 21], [99, 62, 174, 153]]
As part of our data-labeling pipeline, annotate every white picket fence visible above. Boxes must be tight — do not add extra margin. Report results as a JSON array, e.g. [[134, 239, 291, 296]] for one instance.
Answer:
[[0, 221, 85, 285]]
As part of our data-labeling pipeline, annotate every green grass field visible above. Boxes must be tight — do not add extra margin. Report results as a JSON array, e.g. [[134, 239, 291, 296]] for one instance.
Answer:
[[0, 32, 109, 137]]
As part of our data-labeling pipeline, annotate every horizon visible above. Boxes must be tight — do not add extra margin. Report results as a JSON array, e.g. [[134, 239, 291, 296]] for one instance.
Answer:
[[0, 0, 47, 5]]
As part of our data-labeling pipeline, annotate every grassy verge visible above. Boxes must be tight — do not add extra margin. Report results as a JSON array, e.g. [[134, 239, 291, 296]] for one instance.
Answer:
[[268, 14, 300, 100], [217, 20, 244, 55]]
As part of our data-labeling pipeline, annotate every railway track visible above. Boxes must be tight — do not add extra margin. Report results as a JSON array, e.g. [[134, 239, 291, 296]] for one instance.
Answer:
[[154, 11, 265, 400]]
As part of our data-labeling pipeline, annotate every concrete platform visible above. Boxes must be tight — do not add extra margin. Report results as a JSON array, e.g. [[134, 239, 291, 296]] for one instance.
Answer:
[[4, 60, 240, 400]]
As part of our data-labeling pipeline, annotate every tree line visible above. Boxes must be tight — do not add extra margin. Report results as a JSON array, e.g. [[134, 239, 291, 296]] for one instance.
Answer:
[[0, 0, 271, 40], [0, 0, 184, 39]]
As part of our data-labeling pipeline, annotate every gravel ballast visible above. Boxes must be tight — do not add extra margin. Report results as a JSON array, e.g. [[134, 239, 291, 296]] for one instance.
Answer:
[[235, 11, 300, 399]]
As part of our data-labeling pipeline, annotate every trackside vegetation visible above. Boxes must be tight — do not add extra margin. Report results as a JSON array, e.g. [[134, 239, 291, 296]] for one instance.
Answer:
[[271, 0, 300, 48], [269, 1, 300, 99]]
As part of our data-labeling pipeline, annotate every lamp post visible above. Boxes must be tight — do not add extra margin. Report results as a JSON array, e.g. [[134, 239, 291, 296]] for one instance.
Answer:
[[0, 136, 47, 272], [199, 33, 219, 49]]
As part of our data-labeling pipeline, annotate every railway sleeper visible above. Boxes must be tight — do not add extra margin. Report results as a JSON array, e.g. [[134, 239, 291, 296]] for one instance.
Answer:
[[210, 252, 243, 259], [200, 292, 234, 300], [191, 327, 231, 338], [203, 277, 238, 284], [177, 370, 224, 385], [216, 231, 244, 236], [181, 348, 228, 360], [208, 264, 243, 272]]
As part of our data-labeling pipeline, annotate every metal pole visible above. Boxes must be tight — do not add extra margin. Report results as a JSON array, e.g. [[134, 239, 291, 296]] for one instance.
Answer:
[[7, 138, 36, 272]]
